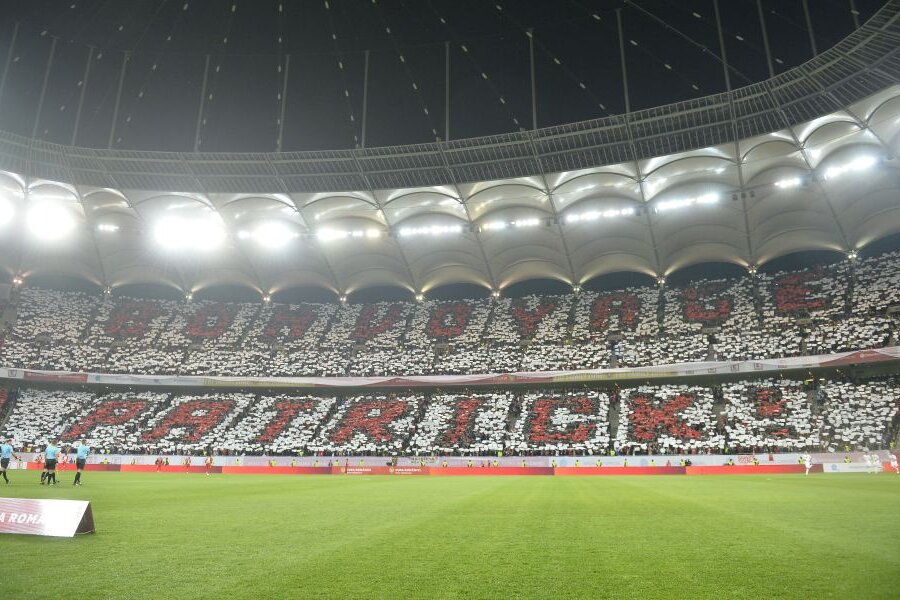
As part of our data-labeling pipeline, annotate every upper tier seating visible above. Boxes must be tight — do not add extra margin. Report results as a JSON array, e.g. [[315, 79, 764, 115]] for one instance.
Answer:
[[2, 252, 898, 377]]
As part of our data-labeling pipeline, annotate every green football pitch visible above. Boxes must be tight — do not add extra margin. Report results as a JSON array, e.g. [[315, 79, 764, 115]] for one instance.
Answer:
[[1, 472, 898, 599]]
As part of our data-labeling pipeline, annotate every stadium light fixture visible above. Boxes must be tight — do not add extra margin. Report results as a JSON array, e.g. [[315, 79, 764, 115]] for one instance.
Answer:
[[415, 293, 424, 303], [656, 276, 666, 286], [103, 286, 112, 295], [748, 265, 758, 276], [823, 155, 877, 180], [244, 221, 296, 249], [316, 227, 382, 242], [185, 292, 193, 302], [262, 294, 271, 303], [11, 276, 23, 287], [482, 218, 539, 232], [774, 177, 802, 189], [154, 215, 225, 252], [339, 295, 348, 304], [491, 290, 501, 299], [96, 223, 119, 232], [565, 207, 635, 223], [655, 193, 719, 213], [27, 202, 77, 241], [397, 224, 463, 238], [572, 285, 582, 294], [847, 250, 858, 261]]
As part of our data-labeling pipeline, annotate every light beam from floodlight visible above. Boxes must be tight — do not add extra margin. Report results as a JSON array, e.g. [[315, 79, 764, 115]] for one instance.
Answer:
[[0, 196, 15, 226]]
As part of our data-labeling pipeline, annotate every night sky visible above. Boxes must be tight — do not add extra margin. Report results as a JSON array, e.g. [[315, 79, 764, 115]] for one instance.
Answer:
[[0, 0, 886, 154]]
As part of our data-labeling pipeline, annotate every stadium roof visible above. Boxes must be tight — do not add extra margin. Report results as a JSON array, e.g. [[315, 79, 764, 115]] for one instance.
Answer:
[[0, 1, 899, 297]]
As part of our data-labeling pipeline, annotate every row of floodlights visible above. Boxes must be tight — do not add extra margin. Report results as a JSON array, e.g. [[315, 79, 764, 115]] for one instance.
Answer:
[[2, 155, 880, 247]]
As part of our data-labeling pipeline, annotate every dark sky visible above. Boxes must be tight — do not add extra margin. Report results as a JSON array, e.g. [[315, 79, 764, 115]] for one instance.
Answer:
[[0, 0, 886, 153]]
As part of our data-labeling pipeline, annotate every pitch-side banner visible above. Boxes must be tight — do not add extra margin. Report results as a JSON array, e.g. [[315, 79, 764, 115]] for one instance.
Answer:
[[1, 346, 898, 389], [0, 498, 96, 537]]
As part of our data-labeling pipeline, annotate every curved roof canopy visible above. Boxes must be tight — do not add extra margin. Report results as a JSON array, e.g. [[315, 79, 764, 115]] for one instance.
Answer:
[[0, 2, 899, 297]]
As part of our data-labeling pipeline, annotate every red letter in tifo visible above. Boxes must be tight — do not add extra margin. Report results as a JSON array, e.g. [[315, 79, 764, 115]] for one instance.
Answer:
[[254, 400, 314, 444], [263, 307, 317, 339], [330, 400, 409, 444], [142, 399, 234, 443], [63, 399, 149, 440], [627, 394, 702, 442], [528, 397, 596, 443], [441, 397, 485, 446], [590, 293, 639, 332]]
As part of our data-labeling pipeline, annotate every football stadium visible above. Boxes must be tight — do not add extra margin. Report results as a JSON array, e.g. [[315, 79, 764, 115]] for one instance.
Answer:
[[0, 0, 899, 597]]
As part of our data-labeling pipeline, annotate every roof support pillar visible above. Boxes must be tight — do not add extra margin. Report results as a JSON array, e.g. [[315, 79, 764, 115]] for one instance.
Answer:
[[31, 36, 57, 140], [193, 54, 211, 153], [361, 50, 370, 148], [444, 41, 451, 141], [802, 0, 819, 57], [276, 54, 291, 152], [616, 9, 631, 113], [756, 0, 776, 78], [528, 28, 537, 130], [71, 46, 94, 146], [0, 21, 19, 116], [108, 51, 130, 149]]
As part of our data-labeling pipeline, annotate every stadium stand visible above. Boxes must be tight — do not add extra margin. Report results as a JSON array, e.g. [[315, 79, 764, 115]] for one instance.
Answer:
[[508, 390, 612, 455], [2, 380, 896, 456], [4, 253, 898, 376], [410, 392, 513, 455]]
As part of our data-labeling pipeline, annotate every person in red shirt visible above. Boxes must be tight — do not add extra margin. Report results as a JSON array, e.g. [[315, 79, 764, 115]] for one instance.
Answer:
[[183, 456, 191, 473], [155, 456, 164, 472]]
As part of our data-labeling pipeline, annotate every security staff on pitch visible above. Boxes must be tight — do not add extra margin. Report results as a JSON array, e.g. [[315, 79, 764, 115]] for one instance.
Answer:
[[1, 438, 21, 484], [73, 441, 90, 486], [42, 440, 62, 485]]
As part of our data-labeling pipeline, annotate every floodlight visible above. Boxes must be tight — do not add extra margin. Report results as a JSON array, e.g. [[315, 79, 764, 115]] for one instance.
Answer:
[[823, 155, 877, 180], [27, 202, 77, 241], [251, 221, 295, 249], [154, 215, 225, 251], [774, 177, 802, 189]]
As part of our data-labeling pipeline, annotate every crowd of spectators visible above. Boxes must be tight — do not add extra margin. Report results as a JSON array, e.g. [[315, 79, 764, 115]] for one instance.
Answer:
[[3, 379, 896, 455], [2, 254, 900, 377], [615, 386, 723, 454], [410, 392, 513, 455], [722, 379, 821, 452]]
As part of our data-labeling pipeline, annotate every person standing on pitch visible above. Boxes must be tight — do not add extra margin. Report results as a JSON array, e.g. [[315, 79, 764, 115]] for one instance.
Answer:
[[890, 453, 899, 475], [1, 438, 21, 484], [803, 452, 812, 476], [42, 440, 62, 485], [871, 452, 883, 474], [73, 441, 90, 486]]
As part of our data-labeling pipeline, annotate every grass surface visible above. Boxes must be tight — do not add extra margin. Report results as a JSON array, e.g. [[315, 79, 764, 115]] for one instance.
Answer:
[[1, 472, 898, 599]]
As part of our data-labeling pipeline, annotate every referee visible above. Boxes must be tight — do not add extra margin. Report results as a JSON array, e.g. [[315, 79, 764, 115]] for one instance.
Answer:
[[1, 438, 20, 484], [42, 440, 62, 486], [73, 441, 90, 486]]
